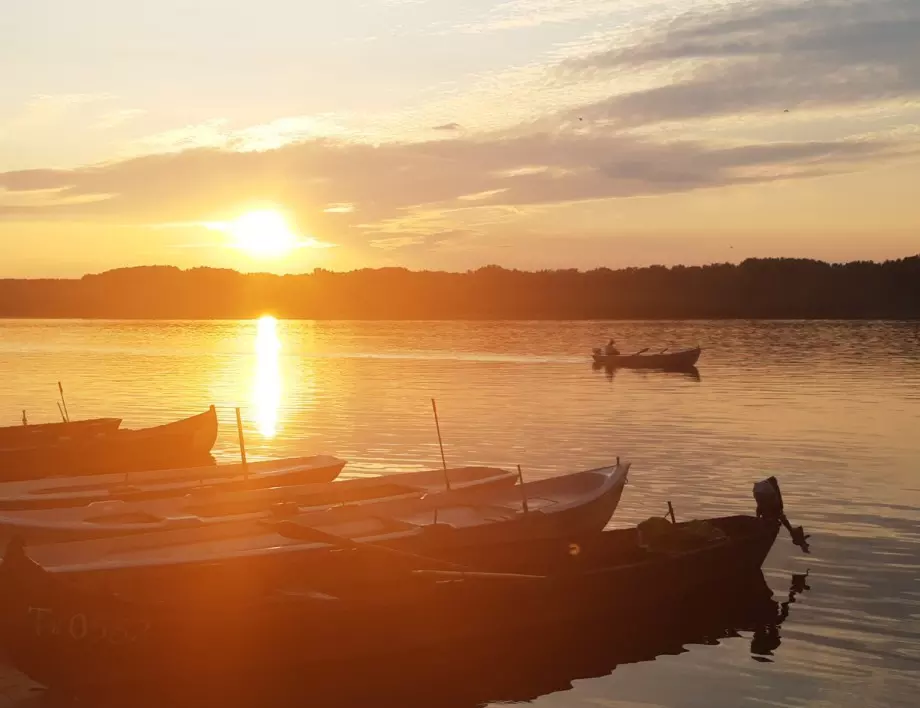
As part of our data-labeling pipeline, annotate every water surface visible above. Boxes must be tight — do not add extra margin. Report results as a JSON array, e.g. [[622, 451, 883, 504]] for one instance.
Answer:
[[0, 319, 917, 707]]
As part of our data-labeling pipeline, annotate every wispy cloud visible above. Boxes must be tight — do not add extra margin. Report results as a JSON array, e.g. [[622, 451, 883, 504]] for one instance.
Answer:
[[23, 93, 111, 116], [1, 123, 909, 226], [562, 0, 920, 127], [96, 109, 146, 130], [324, 203, 355, 214], [127, 120, 233, 154], [465, 0, 633, 32]]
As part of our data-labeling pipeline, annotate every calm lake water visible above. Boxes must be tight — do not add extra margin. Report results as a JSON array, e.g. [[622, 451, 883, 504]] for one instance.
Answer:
[[0, 319, 918, 708]]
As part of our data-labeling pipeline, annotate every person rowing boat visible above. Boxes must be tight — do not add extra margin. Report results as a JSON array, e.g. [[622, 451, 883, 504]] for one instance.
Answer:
[[604, 339, 620, 356]]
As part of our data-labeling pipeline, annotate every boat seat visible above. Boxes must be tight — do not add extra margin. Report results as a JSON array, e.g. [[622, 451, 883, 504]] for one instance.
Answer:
[[408, 505, 520, 529], [494, 497, 557, 512]]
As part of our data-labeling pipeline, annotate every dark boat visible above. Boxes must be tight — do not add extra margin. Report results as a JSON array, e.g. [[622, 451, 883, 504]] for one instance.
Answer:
[[0, 418, 122, 448], [198, 569, 800, 708], [0, 474, 807, 696], [591, 346, 702, 370], [0, 455, 347, 511], [0, 465, 514, 542], [0, 407, 219, 482]]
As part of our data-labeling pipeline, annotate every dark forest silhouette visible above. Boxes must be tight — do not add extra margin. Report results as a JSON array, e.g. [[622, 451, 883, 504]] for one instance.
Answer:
[[1, 255, 918, 319]]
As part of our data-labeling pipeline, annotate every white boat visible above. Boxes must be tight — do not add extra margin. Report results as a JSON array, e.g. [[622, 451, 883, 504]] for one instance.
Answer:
[[0, 466, 515, 543], [0, 456, 347, 511], [15, 460, 629, 575]]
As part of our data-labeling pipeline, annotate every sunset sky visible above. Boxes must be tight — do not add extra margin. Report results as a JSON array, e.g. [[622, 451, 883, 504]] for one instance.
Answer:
[[1, 0, 918, 276]]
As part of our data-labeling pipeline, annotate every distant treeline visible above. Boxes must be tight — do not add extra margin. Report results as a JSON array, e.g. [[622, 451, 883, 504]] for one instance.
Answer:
[[1, 256, 919, 319]]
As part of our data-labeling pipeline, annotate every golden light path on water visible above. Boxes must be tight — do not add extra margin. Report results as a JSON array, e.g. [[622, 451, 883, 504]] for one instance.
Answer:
[[253, 315, 282, 438]]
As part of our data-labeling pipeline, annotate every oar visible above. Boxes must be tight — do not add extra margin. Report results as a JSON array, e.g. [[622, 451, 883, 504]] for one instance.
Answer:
[[411, 569, 546, 582], [268, 519, 546, 581], [632, 348, 650, 356], [659, 348, 669, 354]]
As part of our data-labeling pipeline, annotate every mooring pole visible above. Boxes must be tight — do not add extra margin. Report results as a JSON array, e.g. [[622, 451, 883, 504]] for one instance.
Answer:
[[517, 465, 529, 514], [431, 398, 450, 490], [236, 407, 248, 477]]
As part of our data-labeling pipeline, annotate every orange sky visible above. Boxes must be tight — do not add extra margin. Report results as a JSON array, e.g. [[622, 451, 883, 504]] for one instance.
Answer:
[[2, 0, 919, 276]]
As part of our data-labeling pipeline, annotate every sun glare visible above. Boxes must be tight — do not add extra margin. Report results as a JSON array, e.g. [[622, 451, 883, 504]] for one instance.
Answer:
[[229, 210, 298, 257], [253, 315, 282, 438]]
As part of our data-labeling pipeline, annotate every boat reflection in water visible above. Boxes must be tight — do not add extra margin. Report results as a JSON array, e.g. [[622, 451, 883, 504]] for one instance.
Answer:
[[253, 315, 282, 439], [107, 571, 806, 708], [593, 361, 702, 383], [751, 570, 810, 662]]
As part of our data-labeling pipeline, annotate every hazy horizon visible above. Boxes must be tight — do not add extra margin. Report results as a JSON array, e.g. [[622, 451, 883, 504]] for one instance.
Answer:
[[2, 0, 919, 277]]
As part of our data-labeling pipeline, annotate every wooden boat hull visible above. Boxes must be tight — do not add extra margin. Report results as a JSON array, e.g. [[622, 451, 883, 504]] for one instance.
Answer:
[[380, 466, 628, 559], [0, 466, 513, 542], [0, 511, 781, 695], [0, 455, 346, 511], [592, 347, 702, 370], [5, 463, 627, 580], [0, 407, 219, 482], [197, 569, 789, 708], [0, 418, 121, 448]]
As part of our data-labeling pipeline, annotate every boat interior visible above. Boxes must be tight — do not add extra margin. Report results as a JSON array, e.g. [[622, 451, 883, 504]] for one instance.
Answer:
[[0, 455, 345, 506]]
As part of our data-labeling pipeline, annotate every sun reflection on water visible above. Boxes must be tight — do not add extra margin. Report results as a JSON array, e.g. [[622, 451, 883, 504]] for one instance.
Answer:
[[254, 315, 282, 438]]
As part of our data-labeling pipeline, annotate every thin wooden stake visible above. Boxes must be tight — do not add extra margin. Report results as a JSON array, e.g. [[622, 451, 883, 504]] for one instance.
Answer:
[[517, 465, 529, 514], [21, 410, 27, 426], [56, 402, 66, 423], [57, 382, 70, 422], [667, 501, 676, 524], [236, 407, 248, 477], [431, 398, 450, 490]]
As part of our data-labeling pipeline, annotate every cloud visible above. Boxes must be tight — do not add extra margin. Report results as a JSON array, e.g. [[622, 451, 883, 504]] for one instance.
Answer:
[[128, 119, 233, 154], [324, 203, 355, 214], [0, 124, 908, 228], [465, 0, 637, 32], [96, 109, 146, 130], [21, 93, 111, 120], [562, 0, 920, 127], [3, 0, 918, 258]]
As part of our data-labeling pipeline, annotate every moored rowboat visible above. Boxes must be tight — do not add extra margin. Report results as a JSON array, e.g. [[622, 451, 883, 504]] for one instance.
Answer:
[[0, 418, 122, 448], [0, 407, 219, 482], [0, 466, 515, 542], [0, 473, 805, 696], [0, 455, 347, 511], [4, 461, 629, 578]]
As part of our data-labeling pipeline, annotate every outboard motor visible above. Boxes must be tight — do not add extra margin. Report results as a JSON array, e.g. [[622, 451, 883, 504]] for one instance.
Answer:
[[753, 476, 784, 520], [753, 477, 810, 553]]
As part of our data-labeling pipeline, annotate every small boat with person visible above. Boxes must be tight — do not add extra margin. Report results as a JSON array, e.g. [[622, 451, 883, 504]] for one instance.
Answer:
[[0, 407, 220, 482], [0, 472, 807, 696], [592, 345, 702, 370]]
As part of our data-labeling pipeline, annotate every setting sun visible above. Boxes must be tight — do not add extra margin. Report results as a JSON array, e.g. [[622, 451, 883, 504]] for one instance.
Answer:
[[228, 210, 298, 257]]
